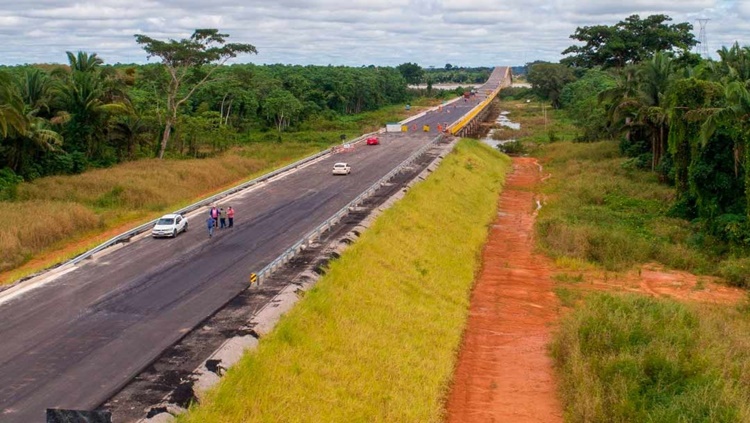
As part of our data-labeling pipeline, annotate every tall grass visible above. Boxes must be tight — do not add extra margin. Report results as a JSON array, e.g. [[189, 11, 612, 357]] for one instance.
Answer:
[[551, 293, 750, 422], [177, 139, 511, 422], [535, 134, 714, 273], [0, 201, 100, 272]]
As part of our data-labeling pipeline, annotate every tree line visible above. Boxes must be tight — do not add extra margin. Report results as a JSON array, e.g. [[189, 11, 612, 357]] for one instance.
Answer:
[[525, 14, 750, 251], [0, 29, 418, 187]]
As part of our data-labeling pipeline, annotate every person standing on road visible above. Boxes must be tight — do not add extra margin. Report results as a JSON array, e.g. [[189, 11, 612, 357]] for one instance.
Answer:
[[210, 206, 219, 228], [219, 207, 227, 229], [227, 206, 235, 228], [206, 216, 215, 238]]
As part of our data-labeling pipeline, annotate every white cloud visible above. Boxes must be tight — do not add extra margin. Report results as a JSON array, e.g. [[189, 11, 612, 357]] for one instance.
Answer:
[[0, 0, 742, 66]]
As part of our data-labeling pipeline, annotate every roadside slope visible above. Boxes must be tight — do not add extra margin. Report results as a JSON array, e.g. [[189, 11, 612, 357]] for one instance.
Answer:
[[178, 139, 511, 422]]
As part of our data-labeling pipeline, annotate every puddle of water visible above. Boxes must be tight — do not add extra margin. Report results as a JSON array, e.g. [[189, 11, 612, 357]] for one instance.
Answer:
[[496, 114, 521, 130], [483, 111, 521, 148]]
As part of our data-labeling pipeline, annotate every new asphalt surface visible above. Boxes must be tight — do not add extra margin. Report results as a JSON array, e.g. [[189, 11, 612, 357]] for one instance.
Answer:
[[0, 67, 508, 422]]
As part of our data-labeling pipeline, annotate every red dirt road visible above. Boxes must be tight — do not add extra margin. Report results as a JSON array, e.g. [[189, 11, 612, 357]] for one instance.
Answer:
[[445, 157, 563, 422]]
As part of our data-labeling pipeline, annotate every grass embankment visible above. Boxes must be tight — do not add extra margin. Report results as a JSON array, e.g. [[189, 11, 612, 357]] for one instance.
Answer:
[[178, 139, 511, 422], [506, 98, 750, 421], [551, 293, 750, 422], [0, 104, 433, 284]]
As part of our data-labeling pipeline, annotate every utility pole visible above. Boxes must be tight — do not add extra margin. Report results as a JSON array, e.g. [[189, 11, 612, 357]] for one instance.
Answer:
[[697, 19, 710, 59]]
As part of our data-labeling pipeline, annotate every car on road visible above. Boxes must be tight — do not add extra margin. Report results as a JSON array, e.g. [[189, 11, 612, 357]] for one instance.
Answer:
[[332, 162, 351, 175], [152, 213, 188, 238], [366, 136, 380, 145]]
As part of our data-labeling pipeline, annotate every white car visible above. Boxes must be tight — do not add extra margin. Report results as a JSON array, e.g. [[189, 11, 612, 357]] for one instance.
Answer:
[[151, 213, 188, 238], [332, 162, 351, 175]]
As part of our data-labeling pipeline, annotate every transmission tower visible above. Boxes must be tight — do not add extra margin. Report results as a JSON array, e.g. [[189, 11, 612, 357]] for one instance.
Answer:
[[697, 19, 710, 59]]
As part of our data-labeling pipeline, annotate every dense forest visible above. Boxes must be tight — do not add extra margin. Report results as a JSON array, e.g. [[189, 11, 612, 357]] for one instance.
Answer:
[[0, 59, 409, 180], [0, 29, 483, 192], [522, 14, 750, 256]]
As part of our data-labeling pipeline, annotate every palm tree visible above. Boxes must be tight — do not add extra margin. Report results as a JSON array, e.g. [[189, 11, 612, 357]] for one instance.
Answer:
[[0, 71, 62, 175], [66, 51, 104, 73], [636, 52, 674, 170], [4, 111, 63, 175], [598, 55, 677, 172], [17, 69, 53, 118], [0, 71, 27, 138], [696, 81, 750, 217], [108, 115, 149, 160], [598, 66, 640, 142], [51, 52, 130, 162]]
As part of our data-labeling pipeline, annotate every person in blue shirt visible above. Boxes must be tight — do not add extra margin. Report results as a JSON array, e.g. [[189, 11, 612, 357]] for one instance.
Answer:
[[206, 216, 215, 238]]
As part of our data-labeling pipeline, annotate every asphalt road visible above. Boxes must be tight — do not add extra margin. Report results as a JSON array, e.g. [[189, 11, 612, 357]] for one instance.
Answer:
[[0, 67, 508, 422]]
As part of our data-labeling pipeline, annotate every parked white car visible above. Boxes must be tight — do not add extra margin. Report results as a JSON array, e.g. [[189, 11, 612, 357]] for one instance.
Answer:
[[332, 162, 351, 175], [151, 213, 188, 238]]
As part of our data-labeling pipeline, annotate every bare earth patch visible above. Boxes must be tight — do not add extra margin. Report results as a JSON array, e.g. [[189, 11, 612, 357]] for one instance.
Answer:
[[444, 157, 747, 422], [445, 157, 563, 422], [562, 264, 745, 305]]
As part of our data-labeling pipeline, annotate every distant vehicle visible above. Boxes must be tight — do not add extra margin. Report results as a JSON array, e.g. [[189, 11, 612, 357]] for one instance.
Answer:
[[332, 162, 351, 175], [366, 136, 380, 145], [152, 213, 188, 238]]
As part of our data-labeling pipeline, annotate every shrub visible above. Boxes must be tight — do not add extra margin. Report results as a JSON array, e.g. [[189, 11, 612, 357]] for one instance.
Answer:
[[717, 257, 750, 288], [0, 167, 22, 200], [497, 140, 526, 155]]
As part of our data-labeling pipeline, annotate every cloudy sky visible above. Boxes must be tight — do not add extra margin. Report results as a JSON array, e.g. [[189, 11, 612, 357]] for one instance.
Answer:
[[0, 0, 746, 68]]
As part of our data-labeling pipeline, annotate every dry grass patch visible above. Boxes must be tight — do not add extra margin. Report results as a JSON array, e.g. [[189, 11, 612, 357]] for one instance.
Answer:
[[0, 201, 99, 272]]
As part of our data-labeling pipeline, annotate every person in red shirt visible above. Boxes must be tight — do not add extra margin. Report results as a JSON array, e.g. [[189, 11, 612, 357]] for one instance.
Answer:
[[227, 206, 235, 228]]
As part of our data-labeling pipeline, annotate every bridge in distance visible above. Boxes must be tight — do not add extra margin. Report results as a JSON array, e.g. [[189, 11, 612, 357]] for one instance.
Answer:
[[0, 67, 510, 422]]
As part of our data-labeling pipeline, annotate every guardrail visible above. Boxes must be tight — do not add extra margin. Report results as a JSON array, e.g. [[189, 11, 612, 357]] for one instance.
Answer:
[[62, 132, 379, 268], [254, 133, 446, 284]]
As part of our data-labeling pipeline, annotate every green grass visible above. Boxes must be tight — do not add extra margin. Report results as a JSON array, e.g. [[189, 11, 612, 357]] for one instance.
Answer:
[[554, 286, 584, 308], [177, 139, 511, 422], [552, 272, 585, 284], [535, 140, 715, 273], [551, 293, 750, 422], [493, 101, 578, 144]]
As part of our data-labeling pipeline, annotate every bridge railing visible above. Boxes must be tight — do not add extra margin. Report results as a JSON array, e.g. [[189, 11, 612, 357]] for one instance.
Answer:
[[448, 67, 511, 135]]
